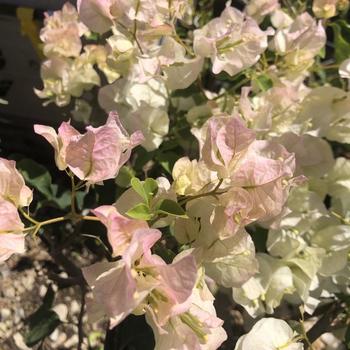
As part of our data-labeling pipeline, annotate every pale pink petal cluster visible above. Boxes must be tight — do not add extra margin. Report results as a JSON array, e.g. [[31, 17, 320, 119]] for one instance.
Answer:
[[272, 12, 326, 68], [230, 140, 297, 222], [199, 114, 256, 178], [193, 6, 272, 76], [77, 0, 190, 34], [146, 280, 227, 349], [0, 201, 26, 263], [86, 203, 226, 347], [92, 205, 148, 256], [83, 226, 198, 331], [0, 158, 32, 263], [171, 114, 298, 291], [40, 2, 88, 58], [34, 112, 143, 184], [245, 0, 280, 23], [0, 158, 32, 207]]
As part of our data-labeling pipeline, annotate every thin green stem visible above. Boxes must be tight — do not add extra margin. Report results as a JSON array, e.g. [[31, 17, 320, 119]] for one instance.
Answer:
[[172, 26, 194, 56], [19, 207, 39, 225], [299, 306, 315, 350], [212, 77, 250, 101], [81, 215, 101, 222], [179, 179, 225, 205], [331, 211, 350, 225], [116, 20, 144, 54]]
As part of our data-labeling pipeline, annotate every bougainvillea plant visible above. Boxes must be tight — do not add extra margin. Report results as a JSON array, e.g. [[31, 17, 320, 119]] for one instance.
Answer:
[[2, 0, 350, 349]]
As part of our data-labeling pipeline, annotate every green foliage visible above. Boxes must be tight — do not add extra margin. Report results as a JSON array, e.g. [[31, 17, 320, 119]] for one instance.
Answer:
[[156, 199, 187, 218], [130, 177, 158, 205], [330, 20, 350, 63], [156, 151, 179, 174], [126, 203, 153, 220], [115, 166, 135, 188], [345, 326, 350, 349], [18, 158, 53, 198], [256, 74, 273, 91], [24, 285, 61, 347]]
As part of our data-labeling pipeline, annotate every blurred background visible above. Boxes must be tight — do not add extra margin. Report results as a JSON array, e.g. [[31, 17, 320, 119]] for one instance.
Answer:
[[0, 1, 77, 161]]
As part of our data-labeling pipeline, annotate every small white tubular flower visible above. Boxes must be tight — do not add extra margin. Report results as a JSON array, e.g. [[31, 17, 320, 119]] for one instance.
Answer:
[[193, 6, 272, 76], [235, 318, 303, 350]]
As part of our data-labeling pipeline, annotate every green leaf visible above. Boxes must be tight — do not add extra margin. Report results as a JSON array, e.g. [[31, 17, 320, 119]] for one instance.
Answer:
[[17, 159, 53, 198], [256, 74, 273, 91], [345, 326, 350, 349], [25, 310, 60, 347], [85, 31, 100, 41], [25, 285, 60, 347], [130, 177, 158, 204], [143, 178, 158, 200], [156, 152, 179, 174], [131, 177, 148, 202], [156, 199, 187, 218], [115, 166, 135, 188], [26, 285, 55, 326], [330, 20, 350, 63], [126, 203, 153, 220]]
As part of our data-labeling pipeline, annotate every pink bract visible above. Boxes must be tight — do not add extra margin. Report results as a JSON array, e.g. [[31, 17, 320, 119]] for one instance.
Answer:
[[34, 112, 144, 184]]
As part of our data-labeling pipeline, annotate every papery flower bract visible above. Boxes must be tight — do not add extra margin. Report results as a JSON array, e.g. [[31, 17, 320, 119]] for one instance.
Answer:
[[231, 140, 297, 222], [235, 318, 303, 350], [146, 279, 227, 350], [199, 114, 256, 178], [298, 86, 350, 144], [193, 6, 272, 76], [0, 200, 26, 263], [164, 57, 204, 91], [244, 0, 280, 23], [172, 157, 216, 196], [0, 158, 32, 207], [0, 233, 26, 264], [123, 103, 169, 151], [35, 56, 101, 107], [98, 77, 169, 151], [200, 229, 258, 288], [239, 84, 308, 137], [83, 228, 198, 328], [34, 112, 143, 183], [326, 157, 350, 215], [77, 0, 117, 34], [276, 133, 334, 178], [232, 253, 294, 317], [272, 12, 326, 69], [92, 205, 148, 257], [270, 8, 293, 29], [40, 2, 88, 58]]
